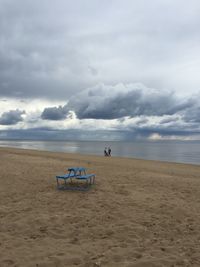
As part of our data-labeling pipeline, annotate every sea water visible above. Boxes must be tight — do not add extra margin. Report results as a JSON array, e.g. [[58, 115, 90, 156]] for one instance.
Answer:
[[0, 140, 200, 165]]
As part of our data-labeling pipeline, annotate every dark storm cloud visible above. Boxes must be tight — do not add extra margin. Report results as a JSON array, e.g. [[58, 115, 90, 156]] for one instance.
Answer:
[[40, 84, 199, 123], [0, 109, 25, 125], [65, 84, 193, 119], [182, 104, 200, 123], [41, 105, 68, 120], [1, 0, 200, 100]]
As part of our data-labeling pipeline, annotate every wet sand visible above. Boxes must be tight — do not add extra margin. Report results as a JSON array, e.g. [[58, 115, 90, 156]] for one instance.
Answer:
[[0, 147, 200, 267]]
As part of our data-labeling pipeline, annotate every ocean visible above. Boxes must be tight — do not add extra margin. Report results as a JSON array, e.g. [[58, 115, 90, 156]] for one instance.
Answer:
[[0, 140, 200, 165]]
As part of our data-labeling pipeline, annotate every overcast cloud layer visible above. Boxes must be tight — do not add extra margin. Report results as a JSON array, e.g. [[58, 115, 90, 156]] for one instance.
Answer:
[[1, 0, 200, 140]]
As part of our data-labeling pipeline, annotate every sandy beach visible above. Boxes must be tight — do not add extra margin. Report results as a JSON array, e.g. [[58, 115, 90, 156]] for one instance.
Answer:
[[0, 147, 200, 267]]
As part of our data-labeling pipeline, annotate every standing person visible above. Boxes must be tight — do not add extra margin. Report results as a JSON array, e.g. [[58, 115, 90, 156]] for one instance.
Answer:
[[104, 147, 108, 157], [108, 147, 111, 156]]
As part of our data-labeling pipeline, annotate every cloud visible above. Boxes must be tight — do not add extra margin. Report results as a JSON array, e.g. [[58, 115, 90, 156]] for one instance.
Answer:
[[41, 105, 68, 120], [160, 116, 180, 124], [65, 83, 193, 119], [1, 82, 200, 140], [181, 98, 200, 123], [1, 120, 200, 141], [0, 109, 25, 125], [1, 0, 200, 101], [0, 128, 126, 141]]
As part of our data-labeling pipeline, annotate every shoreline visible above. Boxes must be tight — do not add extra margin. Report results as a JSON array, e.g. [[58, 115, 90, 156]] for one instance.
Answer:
[[0, 147, 200, 266], [0, 145, 199, 167], [1, 139, 200, 166]]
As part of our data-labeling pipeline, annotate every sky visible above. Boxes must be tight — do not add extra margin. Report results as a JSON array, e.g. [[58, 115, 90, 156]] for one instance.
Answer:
[[1, 0, 200, 141]]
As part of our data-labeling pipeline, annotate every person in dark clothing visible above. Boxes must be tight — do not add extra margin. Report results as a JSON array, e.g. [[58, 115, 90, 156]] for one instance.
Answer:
[[104, 147, 108, 156], [108, 147, 111, 156]]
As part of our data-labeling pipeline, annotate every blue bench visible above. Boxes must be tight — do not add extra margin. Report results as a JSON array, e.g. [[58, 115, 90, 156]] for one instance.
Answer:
[[76, 174, 95, 184], [56, 167, 95, 190]]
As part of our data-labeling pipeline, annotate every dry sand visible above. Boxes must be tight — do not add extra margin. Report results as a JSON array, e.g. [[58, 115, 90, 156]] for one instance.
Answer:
[[0, 147, 200, 267]]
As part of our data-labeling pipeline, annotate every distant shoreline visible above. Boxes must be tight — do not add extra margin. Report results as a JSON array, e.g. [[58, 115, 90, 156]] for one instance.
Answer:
[[0, 146, 199, 167], [1, 139, 200, 165]]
